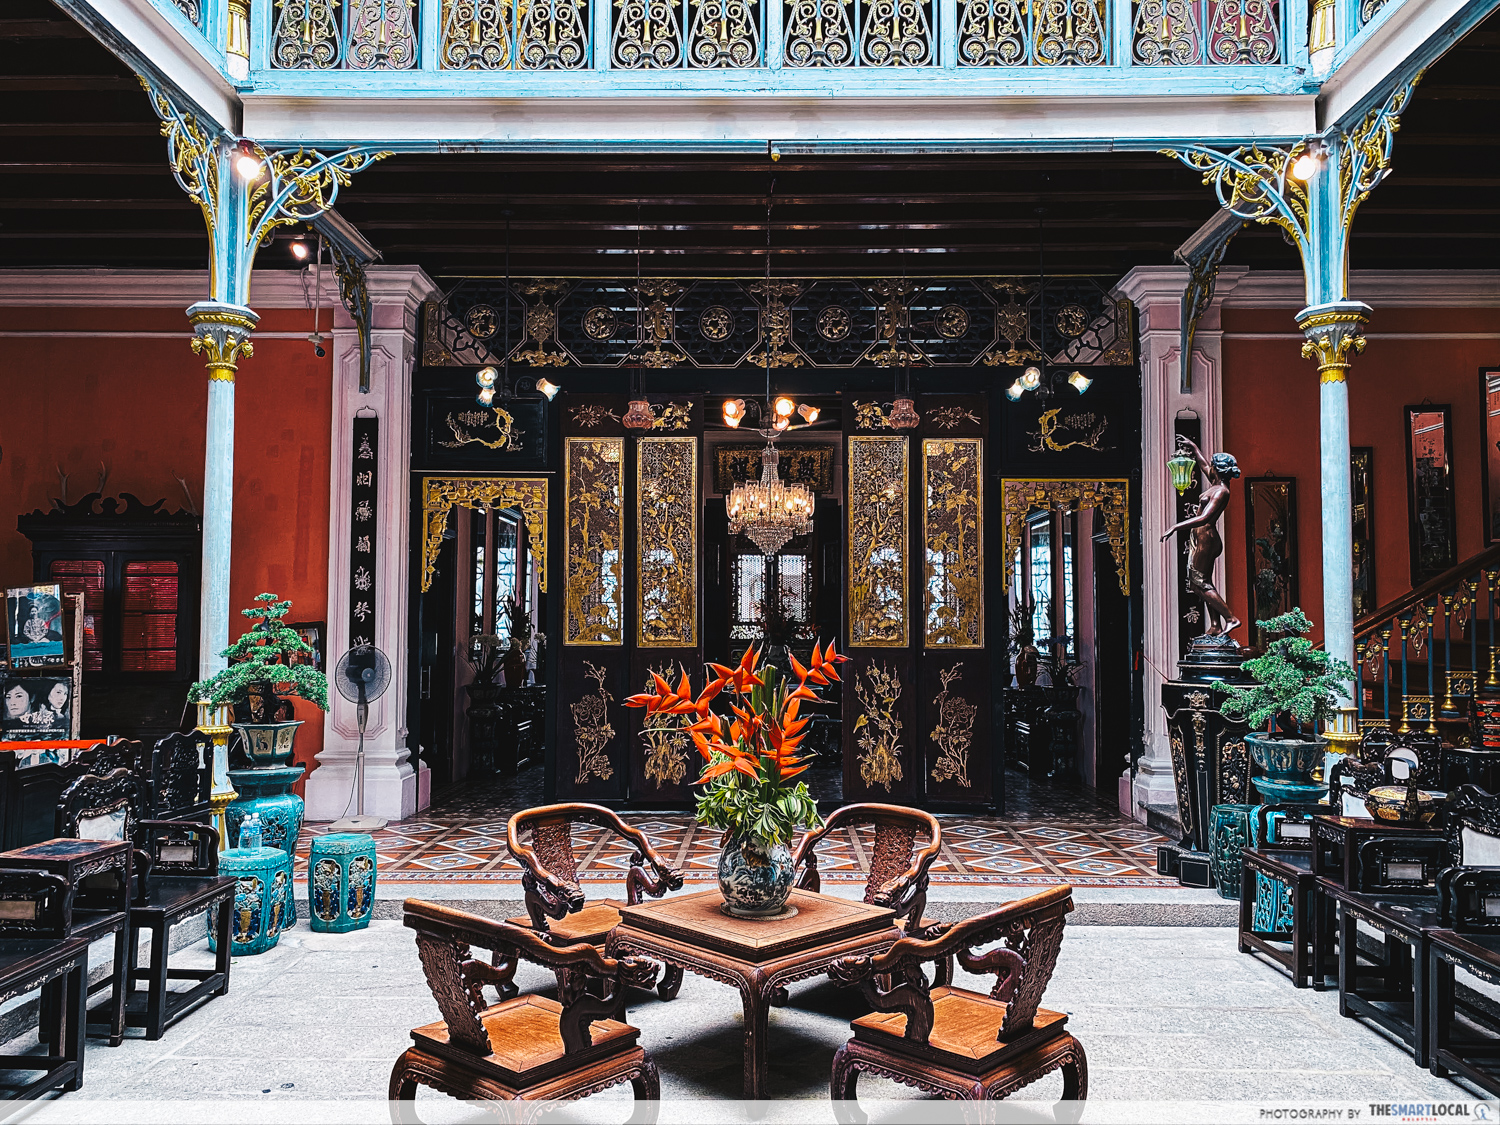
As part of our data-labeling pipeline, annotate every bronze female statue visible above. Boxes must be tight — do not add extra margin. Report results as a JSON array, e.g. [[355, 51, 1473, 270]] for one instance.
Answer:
[[1161, 436, 1242, 639]]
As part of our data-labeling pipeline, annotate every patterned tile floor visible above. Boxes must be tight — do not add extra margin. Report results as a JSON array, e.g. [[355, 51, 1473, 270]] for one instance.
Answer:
[[297, 766, 1177, 888]]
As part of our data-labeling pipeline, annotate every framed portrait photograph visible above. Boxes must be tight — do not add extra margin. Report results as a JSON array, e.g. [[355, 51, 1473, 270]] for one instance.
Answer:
[[5, 584, 65, 664], [0, 675, 77, 741]]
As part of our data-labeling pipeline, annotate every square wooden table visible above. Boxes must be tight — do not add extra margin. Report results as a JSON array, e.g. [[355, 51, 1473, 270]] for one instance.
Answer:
[[607, 887, 902, 1099]]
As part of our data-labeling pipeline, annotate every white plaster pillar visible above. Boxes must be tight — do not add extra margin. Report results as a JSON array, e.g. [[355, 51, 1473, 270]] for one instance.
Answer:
[[305, 266, 439, 822], [1113, 265, 1245, 824]]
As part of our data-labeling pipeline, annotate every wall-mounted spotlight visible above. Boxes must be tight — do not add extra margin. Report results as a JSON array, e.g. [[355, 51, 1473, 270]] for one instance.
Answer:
[[233, 138, 262, 181], [1290, 140, 1327, 182], [289, 237, 310, 261]]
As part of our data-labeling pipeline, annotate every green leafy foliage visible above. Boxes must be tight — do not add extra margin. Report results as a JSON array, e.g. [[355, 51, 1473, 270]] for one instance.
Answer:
[[693, 667, 822, 851], [189, 593, 329, 712], [1217, 608, 1352, 736]]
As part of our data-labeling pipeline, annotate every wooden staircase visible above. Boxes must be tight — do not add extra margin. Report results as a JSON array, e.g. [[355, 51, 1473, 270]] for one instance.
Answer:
[[1353, 543, 1500, 743]]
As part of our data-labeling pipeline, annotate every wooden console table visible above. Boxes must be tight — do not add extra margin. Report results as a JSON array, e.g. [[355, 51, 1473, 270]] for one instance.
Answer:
[[607, 887, 901, 1099]]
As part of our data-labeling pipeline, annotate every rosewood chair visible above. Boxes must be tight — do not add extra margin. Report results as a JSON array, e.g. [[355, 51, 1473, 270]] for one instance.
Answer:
[[793, 803, 943, 932], [57, 765, 233, 1041], [826, 884, 1085, 1120], [392, 898, 660, 1123], [506, 803, 684, 1001]]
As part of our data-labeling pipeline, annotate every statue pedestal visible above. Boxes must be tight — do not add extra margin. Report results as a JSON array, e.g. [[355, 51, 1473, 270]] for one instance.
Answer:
[[1160, 636, 1253, 854]]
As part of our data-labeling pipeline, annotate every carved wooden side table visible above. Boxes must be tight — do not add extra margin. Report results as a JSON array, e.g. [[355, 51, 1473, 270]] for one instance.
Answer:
[[608, 887, 901, 1100]]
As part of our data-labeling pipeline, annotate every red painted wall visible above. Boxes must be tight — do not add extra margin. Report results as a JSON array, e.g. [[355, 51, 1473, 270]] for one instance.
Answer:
[[0, 306, 334, 790], [1222, 305, 1497, 647]]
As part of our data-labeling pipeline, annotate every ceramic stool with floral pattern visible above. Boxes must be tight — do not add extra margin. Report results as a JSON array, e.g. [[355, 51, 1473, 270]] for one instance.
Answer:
[[209, 846, 295, 956], [308, 833, 377, 934]]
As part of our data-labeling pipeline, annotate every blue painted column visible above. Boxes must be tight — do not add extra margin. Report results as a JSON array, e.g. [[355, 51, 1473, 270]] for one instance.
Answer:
[[1294, 136, 1367, 715], [187, 143, 259, 684]]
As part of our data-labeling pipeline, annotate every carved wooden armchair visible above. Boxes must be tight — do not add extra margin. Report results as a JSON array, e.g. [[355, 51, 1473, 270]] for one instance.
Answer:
[[793, 803, 942, 932], [392, 899, 660, 1122], [506, 803, 685, 1001], [825, 885, 1085, 1119]]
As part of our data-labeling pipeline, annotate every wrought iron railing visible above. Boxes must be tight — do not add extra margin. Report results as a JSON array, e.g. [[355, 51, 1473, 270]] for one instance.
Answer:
[[246, 0, 1294, 70], [1352, 544, 1500, 738]]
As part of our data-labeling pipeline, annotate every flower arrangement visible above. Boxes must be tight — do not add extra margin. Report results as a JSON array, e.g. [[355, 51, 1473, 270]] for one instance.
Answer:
[[625, 641, 847, 851], [189, 593, 329, 717]]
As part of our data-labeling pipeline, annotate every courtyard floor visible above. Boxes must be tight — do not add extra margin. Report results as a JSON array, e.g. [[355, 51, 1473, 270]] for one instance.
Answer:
[[5, 768, 1490, 1119]]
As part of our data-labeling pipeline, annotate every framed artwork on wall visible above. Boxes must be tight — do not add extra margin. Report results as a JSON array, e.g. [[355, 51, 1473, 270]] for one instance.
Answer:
[[1405, 404, 1457, 584], [1244, 476, 1298, 648], [286, 622, 324, 672], [1481, 370, 1500, 545], [1352, 447, 1376, 621]]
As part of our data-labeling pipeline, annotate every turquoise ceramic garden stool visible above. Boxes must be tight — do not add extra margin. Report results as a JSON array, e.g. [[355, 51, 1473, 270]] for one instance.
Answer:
[[1208, 803, 1260, 901], [209, 847, 295, 956], [307, 833, 377, 934]]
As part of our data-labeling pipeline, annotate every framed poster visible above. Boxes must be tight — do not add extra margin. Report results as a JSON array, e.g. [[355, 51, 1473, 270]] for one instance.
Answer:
[[1244, 477, 1297, 647], [5, 584, 64, 664], [287, 622, 324, 671], [1405, 404, 1457, 584], [1352, 447, 1376, 621], [0, 675, 76, 740], [1482, 370, 1500, 545]]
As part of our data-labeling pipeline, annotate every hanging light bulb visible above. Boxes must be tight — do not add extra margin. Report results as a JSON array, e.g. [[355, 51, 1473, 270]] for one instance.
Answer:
[[623, 399, 654, 429], [233, 139, 263, 181], [1006, 380, 1026, 402], [1068, 370, 1093, 394], [772, 415, 791, 432], [1021, 366, 1043, 391], [535, 377, 561, 401], [289, 238, 310, 261], [1291, 141, 1327, 182], [774, 396, 795, 418], [797, 403, 819, 424], [723, 398, 746, 428]]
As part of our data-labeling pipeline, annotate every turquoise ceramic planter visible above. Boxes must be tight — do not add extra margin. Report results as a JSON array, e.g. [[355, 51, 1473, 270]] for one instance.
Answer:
[[232, 720, 303, 768], [209, 846, 295, 956], [227, 766, 306, 858], [1208, 803, 1257, 900], [1245, 733, 1325, 783], [308, 833, 377, 933], [718, 836, 794, 917]]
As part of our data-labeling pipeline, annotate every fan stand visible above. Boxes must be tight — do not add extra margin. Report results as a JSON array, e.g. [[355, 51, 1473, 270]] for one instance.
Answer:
[[329, 696, 388, 833]]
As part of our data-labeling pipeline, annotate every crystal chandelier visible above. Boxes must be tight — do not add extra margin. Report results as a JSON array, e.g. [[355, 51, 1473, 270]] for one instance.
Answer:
[[728, 443, 814, 556]]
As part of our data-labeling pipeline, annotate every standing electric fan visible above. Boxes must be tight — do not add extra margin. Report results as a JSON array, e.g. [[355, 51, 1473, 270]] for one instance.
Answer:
[[329, 644, 392, 833]]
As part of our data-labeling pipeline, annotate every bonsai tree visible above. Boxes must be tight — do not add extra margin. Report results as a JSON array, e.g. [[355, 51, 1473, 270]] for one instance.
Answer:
[[1218, 608, 1353, 739], [190, 593, 329, 720]]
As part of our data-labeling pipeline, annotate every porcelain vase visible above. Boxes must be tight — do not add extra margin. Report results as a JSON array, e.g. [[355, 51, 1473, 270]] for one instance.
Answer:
[[718, 834, 794, 917]]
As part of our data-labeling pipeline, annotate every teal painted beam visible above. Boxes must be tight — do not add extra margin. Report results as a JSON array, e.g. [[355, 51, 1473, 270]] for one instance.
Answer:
[[242, 62, 1314, 97]]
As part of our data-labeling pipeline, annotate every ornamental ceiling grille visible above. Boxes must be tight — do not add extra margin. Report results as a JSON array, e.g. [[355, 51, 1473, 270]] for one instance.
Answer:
[[423, 277, 1132, 371]]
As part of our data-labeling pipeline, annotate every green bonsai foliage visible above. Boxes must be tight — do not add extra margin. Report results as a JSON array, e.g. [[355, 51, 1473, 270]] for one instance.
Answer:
[[1218, 608, 1353, 737], [190, 593, 329, 712]]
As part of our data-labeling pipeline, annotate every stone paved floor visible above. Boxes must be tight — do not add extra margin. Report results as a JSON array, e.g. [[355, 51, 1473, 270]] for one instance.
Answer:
[[31, 914, 1478, 1117]]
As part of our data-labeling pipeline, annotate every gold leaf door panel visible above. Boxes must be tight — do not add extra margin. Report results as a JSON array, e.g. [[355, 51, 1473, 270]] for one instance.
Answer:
[[637, 436, 698, 648], [564, 437, 625, 645], [922, 438, 983, 648], [847, 435, 909, 648]]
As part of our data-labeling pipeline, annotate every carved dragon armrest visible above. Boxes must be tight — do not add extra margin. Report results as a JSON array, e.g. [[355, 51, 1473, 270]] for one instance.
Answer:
[[579, 806, 682, 906], [868, 826, 943, 925], [791, 817, 839, 893], [506, 810, 587, 928]]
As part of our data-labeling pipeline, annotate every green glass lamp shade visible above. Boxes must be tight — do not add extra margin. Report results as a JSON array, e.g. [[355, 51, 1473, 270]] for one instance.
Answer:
[[1167, 453, 1196, 494]]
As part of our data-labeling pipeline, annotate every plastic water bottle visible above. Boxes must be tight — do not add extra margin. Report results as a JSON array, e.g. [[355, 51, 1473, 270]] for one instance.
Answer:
[[239, 813, 263, 851]]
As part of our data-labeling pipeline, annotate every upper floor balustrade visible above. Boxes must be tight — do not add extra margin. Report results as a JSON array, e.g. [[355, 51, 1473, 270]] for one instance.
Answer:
[[146, 0, 1431, 82]]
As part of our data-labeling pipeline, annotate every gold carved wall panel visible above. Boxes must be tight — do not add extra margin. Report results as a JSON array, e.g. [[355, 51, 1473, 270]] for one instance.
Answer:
[[847, 435, 909, 647], [420, 476, 549, 593], [1000, 478, 1130, 596], [923, 438, 983, 648], [565, 437, 625, 646], [637, 437, 698, 648]]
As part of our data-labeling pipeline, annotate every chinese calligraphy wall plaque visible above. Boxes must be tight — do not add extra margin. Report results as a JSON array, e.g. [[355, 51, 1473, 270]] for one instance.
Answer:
[[349, 415, 378, 648]]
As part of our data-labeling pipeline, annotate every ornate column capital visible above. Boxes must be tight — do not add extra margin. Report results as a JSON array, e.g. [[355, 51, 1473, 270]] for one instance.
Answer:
[[187, 300, 260, 381], [1296, 300, 1370, 383]]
